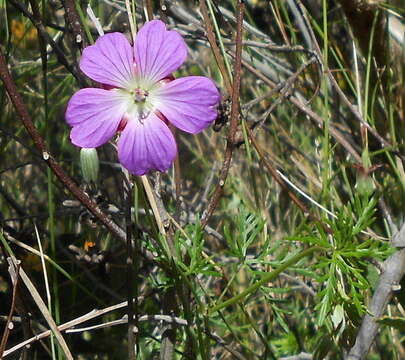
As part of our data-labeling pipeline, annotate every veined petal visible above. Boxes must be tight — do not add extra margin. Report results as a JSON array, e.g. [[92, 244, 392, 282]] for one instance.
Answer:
[[118, 113, 177, 175], [66, 88, 128, 148], [80, 33, 135, 88], [152, 76, 220, 134], [134, 20, 187, 85]]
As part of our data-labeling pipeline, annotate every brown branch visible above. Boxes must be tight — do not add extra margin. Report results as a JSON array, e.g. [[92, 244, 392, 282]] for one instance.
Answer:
[[61, 0, 87, 48], [0, 50, 126, 244], [201, 0, 245, 228]]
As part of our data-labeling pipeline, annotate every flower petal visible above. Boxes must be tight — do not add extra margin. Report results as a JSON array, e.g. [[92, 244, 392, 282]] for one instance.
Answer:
[[80, 33, 135, 88], [134, 20, 187, 84], [118, 113, 177, 175], [152, 76, 220, 134], [66, 88, 128, 147]]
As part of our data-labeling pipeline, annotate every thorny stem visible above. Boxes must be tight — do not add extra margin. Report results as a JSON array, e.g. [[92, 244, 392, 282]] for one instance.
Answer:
[[0, 50, 127, 245], [201, 0, 245, 228]]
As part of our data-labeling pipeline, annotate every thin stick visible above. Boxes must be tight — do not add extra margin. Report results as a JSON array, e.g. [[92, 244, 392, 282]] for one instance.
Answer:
[[34, 223, 52, 314], [200, 0, 233, 95], [201, 0, 245, 228], [33, 223, 56, 354], [61, 0, 87, 47], [66, 314, 187, 333], [87, 4, 105, 36]]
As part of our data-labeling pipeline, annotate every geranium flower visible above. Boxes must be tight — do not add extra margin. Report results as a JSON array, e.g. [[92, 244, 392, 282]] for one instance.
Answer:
[[65, 20, 220, 175]]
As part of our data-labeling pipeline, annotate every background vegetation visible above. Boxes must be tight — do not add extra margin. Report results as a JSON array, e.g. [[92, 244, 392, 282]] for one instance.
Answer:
[[0, 0, 404, 359]]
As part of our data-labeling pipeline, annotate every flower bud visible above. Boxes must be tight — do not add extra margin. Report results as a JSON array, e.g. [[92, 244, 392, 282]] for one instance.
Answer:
[[80, 148, 99, 183]]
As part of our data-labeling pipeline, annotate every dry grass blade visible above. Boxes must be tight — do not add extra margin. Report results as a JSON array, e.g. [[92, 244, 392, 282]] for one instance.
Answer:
[[6, 257, 74, 360]]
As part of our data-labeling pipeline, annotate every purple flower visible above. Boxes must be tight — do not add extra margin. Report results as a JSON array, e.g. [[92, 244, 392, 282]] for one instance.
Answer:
[[65, 20, 220, 175]]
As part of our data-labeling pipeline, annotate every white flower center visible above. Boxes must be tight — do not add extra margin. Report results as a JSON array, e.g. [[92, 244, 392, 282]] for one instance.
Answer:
[[134, 88, 148, 103], [116, 77, 167, 129], [132, 88, 150, 121]]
